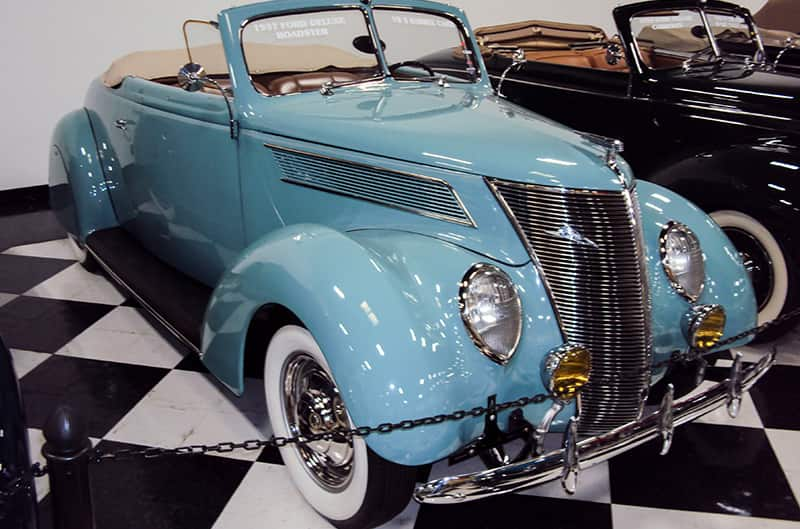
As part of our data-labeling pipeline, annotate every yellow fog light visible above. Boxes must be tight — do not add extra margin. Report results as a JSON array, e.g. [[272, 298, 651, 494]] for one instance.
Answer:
[[543, 345, 592, 402], [686, 304, 726, 350]]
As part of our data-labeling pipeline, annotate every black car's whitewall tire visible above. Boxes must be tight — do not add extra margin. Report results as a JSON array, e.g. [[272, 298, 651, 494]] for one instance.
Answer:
[[264, 325, 417, 529], [711, 210, 789, 325]]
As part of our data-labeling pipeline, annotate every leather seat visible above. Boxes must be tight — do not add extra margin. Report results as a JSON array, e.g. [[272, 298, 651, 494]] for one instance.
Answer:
[[265, 72, 362, 95], [524, 47, 630, 72]]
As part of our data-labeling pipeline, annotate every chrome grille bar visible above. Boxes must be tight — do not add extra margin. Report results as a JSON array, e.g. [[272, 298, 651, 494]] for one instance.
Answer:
[[489, 179, 652, 435]]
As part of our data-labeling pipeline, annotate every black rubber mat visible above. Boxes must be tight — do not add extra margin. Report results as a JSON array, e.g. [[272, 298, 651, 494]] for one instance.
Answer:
[[86, 228, 211, 349]]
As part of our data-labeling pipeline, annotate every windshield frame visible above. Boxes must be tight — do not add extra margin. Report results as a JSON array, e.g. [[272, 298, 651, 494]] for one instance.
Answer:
[[238, 4, 389, 98], [370, 5, 483, 84], [621, 3, 768, 74]]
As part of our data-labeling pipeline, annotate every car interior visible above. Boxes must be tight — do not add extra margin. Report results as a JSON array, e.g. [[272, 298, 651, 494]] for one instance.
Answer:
[[474, 19, 687, 72], [102, 42, 381, 97]]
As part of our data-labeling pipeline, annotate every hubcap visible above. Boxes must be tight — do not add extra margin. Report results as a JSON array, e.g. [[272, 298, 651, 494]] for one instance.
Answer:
[[282, 353, 354, 491], [724, 227, 774, 311]]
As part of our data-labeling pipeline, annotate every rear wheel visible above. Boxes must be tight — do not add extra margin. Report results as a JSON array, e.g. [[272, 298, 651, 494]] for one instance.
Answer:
[[264, 325, 417, 529], [711, 210, 797, 340]]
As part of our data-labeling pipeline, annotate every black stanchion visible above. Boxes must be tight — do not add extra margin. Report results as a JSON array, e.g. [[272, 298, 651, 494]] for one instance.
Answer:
[[42, 406, 95, 529]]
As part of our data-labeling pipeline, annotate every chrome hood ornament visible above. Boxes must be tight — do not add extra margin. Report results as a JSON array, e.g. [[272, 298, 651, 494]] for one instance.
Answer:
[[547, 224, 599, 249]]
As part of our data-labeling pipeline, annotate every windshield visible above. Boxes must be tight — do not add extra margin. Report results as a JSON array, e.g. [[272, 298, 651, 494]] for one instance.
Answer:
[[241, 8, 382, 96], [372, 9, 479, 82], [630, 8, 759, 70]]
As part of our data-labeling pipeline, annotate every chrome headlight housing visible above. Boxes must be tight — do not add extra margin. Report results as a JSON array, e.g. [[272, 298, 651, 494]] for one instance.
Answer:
[[459, 264, 523, 365], [660, 222, 705, 302]]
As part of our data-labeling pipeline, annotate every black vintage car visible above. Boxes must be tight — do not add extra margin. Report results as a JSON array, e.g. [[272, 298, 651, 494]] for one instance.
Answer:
[[472, 0, 800, 338]]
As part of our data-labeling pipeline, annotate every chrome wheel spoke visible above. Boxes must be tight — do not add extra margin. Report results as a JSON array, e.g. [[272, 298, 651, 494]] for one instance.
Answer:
[[282, 353, 354, 491]]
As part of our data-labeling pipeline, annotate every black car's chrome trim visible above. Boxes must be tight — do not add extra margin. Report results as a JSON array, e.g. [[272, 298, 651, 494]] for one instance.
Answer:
[[85, 245, 201, 355], [414, 351, 776, 504], [265, 143, 477, 227]]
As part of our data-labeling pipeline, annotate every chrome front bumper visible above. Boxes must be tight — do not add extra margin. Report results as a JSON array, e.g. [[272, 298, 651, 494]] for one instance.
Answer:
[[414, 351, 775, 504]]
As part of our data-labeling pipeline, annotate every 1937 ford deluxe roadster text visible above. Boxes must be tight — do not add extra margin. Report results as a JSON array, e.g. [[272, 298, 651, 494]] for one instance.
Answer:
[[48, 1, 773, 527]]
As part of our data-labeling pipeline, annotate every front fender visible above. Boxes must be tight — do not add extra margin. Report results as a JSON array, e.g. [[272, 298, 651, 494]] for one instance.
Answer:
[[201, 224, 566, 465], [48, 109, 117, 241], [638, 180, 757, 373]]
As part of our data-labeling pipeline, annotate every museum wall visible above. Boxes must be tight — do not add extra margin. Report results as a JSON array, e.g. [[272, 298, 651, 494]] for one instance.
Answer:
[[0, 0, 767, 191]]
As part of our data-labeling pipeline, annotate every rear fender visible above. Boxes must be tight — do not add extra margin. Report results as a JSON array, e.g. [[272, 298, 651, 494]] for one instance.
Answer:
[[48, 109, 117, 240], [201, 224, 566, 465]]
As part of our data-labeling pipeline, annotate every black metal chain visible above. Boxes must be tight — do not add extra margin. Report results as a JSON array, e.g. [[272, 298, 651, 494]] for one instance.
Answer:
[[0, 463, 47, 502], [6, 307, 800, 473]]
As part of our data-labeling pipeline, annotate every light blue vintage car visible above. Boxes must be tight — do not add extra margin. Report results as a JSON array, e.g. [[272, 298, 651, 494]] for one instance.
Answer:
[[49, 0, 774, 527]]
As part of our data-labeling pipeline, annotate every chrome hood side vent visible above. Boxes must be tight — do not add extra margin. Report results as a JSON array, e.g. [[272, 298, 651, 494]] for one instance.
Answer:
[[269, 145, 474, 227], [489, 178, 653, 435]]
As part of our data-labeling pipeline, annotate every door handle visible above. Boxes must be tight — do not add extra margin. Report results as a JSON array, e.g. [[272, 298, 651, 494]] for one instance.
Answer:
[[114, 119, 129, 131]]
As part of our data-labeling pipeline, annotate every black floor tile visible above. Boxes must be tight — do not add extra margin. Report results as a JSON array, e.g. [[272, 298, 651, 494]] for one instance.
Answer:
[[414, 494, 612, 529], [0, 210, 65, 252], [609, 422, 800, 520], [120, 297, 141, 308], [256, 445, 284, 465], [750, 365, 800, 430], [37, 440, 251, 529], [0, 296, 113, 352], [173, 353, 210, 374], [0, 254, 74, 294], [20, 355, 167, 437]]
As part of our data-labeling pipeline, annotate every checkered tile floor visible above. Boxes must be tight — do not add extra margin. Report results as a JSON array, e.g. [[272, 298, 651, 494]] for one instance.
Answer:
[[4, 208, 800, 529]]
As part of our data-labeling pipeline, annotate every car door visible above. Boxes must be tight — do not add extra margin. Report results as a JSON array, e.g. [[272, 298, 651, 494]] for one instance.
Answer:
[[103, 25, 244, 287]]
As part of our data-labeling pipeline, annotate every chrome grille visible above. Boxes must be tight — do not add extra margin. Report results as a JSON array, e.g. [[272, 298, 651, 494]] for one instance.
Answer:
[[271, 146, 473, 226], [490, 179, 652, 435]]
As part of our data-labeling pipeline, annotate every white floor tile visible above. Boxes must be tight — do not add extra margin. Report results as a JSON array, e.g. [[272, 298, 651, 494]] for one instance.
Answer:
[[10, 349, 50, 378], [0, 292, 16, 308], [57, 307, 184, 369], [4, 239, 76, 260], [24, 263, 126, 305], [106, 371, 271, 461], [612, 504, 800, 529], [693, 382, 763, 429], [766, 428, 800, 503], [211, 463, 333, 529]]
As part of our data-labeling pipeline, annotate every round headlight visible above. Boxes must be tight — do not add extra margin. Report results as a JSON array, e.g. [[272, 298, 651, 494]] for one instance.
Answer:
[[460, 264, 523, 365], [543, 344, 592, 402], [660, 222, 705, 302]]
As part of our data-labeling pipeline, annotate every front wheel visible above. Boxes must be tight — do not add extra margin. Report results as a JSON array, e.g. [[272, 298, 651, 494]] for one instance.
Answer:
[[711, 210, 797, 340], [264, 325, 418, 529]]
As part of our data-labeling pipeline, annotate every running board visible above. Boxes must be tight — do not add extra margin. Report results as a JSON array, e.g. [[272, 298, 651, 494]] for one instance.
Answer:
[[85, 228, 212, 353]]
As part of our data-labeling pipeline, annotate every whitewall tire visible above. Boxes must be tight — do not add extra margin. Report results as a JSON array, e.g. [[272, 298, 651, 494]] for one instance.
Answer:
[[263, 325, 417, 529], [711, 210, 789, 325]]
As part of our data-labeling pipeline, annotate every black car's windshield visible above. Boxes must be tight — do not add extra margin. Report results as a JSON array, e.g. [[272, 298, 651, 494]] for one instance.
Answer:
[[630, 8, 759, 71], [372, 9, 479, 83]]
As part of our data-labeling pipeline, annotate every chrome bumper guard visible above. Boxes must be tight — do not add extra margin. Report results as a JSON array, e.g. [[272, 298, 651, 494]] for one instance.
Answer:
[[414, 351, 775, 504]]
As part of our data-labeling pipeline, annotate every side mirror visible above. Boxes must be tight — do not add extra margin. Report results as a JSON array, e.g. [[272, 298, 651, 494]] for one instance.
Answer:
[[511, 48, 527, 69], [178, 63, 207, 92], [606, 43, 624, 66], [497, 48, 526, 98]]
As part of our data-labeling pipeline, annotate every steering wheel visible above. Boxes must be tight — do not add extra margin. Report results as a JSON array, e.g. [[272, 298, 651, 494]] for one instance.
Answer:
[[388, 61, 436, 78]]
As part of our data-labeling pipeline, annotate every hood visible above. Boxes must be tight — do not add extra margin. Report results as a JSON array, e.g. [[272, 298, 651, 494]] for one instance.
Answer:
[[658, 62, 800, 131], [241, 81, 629, 191]]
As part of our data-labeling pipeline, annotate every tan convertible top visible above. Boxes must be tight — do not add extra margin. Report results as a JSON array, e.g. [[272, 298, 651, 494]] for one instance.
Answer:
[[102, 43, 376, 87]]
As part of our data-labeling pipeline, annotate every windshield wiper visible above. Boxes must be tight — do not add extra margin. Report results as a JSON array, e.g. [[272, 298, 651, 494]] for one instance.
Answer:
[[319, 74, 385, 96]]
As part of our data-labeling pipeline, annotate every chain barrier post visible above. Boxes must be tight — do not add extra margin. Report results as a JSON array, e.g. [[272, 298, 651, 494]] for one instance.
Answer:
[[42, 406, 95, 529]]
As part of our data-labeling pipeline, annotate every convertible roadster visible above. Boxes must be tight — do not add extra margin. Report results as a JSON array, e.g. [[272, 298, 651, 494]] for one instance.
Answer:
[[476, 0, 800, 339], [50, 0, 770, 527]]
